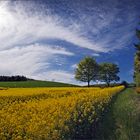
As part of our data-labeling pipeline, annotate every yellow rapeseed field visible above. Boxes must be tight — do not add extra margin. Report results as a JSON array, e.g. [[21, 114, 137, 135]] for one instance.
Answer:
[[0, 86, 124, 140]]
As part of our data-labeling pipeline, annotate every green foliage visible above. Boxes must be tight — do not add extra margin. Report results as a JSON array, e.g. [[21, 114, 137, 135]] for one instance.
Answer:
[[99, 63, 120, 86], [134, 28, 140, 87], [134, 55, 140, 76], [136, 29, 140, 39], [134, 44, 140, 52], [75, 56, 98, 87], [121, 81, 129, 88], [75, 57, 120, 87], [135, 73, 140, 87]]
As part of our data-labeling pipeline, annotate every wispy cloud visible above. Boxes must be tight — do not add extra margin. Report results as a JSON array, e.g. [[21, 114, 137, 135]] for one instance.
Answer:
[[32, 70, 75, 83], [71, 64, 77, 69], [0, 0, 139, 83], [0, 1, 106, 52], [0, 43, 73, 77]]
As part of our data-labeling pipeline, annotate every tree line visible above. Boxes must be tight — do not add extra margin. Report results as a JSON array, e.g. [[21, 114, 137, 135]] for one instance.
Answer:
[[0, 75, 28, 81], [134, 28, 140, 87], [75, 56, 120, 87]]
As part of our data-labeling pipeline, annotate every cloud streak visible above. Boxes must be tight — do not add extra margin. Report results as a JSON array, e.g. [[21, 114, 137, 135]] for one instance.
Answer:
[[0, 1, 107, 83], [0, 44, 73, 78], [0, 1, 106, 52], [33, 70, 75, 83], [0, 0, 139, 83]]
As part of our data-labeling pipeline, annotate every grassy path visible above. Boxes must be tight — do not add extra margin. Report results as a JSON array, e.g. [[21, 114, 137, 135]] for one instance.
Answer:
[[95, 88, 140, 140]]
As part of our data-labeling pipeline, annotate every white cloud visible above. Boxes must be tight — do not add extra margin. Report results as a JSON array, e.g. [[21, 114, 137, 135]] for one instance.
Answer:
[[0, 1, 107, 52], [0, 44, 73, 77], [97, 23, 136, 51], [0, 0, 137, 83], [0, 1, 108, 83], [32, 70, 75, 84], [71, 64, 77, 69]]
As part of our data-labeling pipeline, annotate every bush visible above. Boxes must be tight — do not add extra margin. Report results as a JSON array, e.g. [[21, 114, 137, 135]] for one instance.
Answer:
[[121, 81, 129, 88], [136, 87, 140, 94], [135, 73, 140, 87]]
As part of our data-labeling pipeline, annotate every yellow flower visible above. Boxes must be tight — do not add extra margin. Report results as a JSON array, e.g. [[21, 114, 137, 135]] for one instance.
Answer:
[[0, 86, 124, 139]]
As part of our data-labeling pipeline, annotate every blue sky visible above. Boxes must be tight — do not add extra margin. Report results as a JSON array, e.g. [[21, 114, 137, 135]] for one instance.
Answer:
[[0, 0, 139, 84]]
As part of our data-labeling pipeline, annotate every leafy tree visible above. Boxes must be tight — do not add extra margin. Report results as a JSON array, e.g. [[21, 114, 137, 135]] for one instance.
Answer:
[[0, 75, 28, 81], [99, 63, 120, 86], [121, 81, 129, 88], [134, 29, 140, 87], [75, 56, 98, 87]]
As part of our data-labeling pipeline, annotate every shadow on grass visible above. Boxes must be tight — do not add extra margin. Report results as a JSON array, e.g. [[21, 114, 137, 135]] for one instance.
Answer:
[[93, 91, 122, 140], [94, 88, 140, 140]]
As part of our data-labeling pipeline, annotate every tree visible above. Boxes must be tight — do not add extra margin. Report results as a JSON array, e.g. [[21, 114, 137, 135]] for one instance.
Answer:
[[75, 56, 98, 87], [0, 75, 28, 81], [99, 63, 120, 86], [121, 81, 129, 88], [134, 29, 140, 87]]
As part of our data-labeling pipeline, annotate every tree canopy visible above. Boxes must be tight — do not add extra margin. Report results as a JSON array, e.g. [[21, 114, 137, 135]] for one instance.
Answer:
[[134, 29, 140, 87], [0, 75, 28, 81], [75, 57, 120, 87], [98, 63, 120, 86], [75, 56, 98, 87]]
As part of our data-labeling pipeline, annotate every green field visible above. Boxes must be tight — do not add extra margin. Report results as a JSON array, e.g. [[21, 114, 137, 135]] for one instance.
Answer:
[[96, 88, 140, 140], [0, 80, 77, 88]]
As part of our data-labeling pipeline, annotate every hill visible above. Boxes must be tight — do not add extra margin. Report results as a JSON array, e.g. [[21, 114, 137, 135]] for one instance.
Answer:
[[0, 80, 78, 88]]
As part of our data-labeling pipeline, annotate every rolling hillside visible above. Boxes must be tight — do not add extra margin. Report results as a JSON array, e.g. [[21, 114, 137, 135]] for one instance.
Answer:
[[0, 80, 78, 88]]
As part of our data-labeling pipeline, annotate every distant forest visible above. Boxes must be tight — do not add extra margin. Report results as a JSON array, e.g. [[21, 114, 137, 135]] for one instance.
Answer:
[[0, 75, 31, 81]]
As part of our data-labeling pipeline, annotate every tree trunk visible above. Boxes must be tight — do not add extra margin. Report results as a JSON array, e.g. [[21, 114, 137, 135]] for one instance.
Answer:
[[107, 82, 110, 87], [88, 81, 90, 87]]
